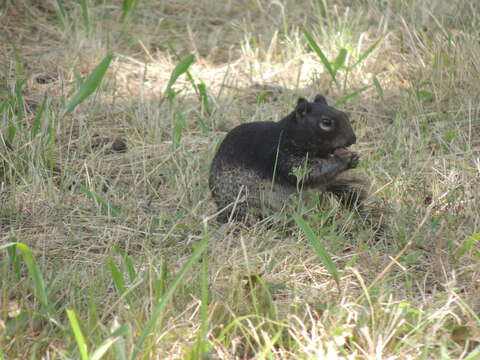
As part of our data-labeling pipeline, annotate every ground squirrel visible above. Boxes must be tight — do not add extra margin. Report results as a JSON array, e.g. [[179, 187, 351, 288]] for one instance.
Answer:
[[209, 95, 365, 223]]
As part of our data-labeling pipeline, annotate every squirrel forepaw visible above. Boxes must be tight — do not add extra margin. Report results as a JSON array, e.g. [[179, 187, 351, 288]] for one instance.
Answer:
[[349, 152, 359, 169], [333, 148, 359, 169]]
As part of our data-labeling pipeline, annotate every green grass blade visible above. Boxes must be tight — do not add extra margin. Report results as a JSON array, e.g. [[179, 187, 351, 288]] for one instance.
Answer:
[[10, 242, 51, 313], [108, 256, 134, 307], [44, 115, 58, 171], [167, 41, 212, 121], [121, 0, 140, 21], [463, 346, 480, 360], [13, 48, 24, 77], [200, 251, 209, 329], [109, 259, 127, 293], [131, 233, 210, 360], [196, 116, 209, 134], [154, 259, 169, 302], [79, 184, 123, 219], [114, 246, 137, 282], [256, 331, 282, 360], [6, 111, 17, 145], [121, 0, 133, 21], [166, 41, 212, 128], [6, 239, 21, 279], [79, 0, 89, 32], [294, 217, 340, 289], [257, 92, 268, 104], [66, 309, 89, 360], [0, 242, 17, 251], [197, 83, 212, 117], [415, 89, 435, 102], [112, 325, 128, 360], [54, 0, 67, 19], [216, 314, 262, 344], [350, 38, 382, 69], [172, 111, 186, 148], [32, 93, 48, 138], [456, 232, 480, 258], [114, 336, 128, 360], [193, 251, 210, 357], [372, 75, 384, 100], [87, 290, 101, 339], [333, 48, 348, 73], [110, 324, 129, 360], [14, 79, 26, 122], [90, 337, 118, 360], [301, 28, 337, 83], [0, 99, 7, 117], [64, 53, 113, 116], [167, 41, 199, 93], [1, 100, 15, 144], [334, 85, 371, 106], [165, 54, 195, 103], [45, 115, 57, 147]]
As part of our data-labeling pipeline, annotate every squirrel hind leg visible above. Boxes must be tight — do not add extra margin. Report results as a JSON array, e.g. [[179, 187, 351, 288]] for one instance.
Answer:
[[327, 176, 389, 240], [326, 177, 368, 209], [213, 199, 249, 223]]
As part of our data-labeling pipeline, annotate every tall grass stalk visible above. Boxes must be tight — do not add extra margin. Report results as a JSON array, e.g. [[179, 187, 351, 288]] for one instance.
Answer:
[[294, 217, 340, 290], [1, 241, 52, 315], [79, 0, 90, 32], [164, 53, 195, 103], [131, 233, 210, 359]]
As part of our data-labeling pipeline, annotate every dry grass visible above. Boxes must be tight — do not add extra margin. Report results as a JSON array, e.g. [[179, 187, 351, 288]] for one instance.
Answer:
[[1, 0, 480, 358]]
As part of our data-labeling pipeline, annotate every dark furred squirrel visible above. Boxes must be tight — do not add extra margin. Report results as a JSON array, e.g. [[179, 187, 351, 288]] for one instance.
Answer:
[[209, 95, 366, 223]]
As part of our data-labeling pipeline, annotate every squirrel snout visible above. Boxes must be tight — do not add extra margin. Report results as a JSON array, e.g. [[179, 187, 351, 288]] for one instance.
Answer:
[[347, 132, 356, 147]]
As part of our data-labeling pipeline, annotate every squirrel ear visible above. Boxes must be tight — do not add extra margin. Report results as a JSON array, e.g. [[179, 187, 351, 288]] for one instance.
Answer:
[[314, 94, 328, 104], [296, 98, 310, 117]]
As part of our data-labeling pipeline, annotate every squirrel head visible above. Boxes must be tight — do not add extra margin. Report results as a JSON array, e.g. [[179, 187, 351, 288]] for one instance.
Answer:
[[284, 95, 357, 157]]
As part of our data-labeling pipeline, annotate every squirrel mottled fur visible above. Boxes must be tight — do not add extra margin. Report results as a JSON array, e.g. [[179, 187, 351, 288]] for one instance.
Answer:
[[209, 95, 366, 223]]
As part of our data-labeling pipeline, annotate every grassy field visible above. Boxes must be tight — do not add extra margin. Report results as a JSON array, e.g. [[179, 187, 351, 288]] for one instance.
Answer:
[[1, 0, 480, 358]]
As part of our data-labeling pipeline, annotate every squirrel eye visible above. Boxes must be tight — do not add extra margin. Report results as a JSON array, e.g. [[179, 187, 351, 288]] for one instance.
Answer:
[[319, 117, 333, 131]]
